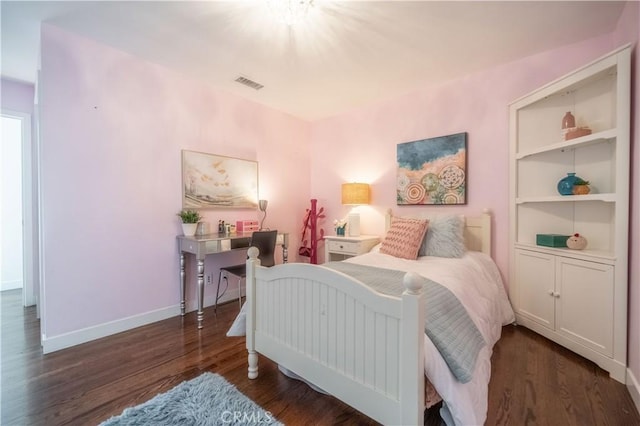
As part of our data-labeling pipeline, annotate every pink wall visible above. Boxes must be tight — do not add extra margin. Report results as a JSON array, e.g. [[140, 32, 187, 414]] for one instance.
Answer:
[[1, 78, 34, 113], [39, 24, 310, 339]]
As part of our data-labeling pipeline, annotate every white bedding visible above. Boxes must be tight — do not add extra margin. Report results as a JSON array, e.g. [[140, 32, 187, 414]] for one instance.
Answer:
[[343, 250, 515, 426]]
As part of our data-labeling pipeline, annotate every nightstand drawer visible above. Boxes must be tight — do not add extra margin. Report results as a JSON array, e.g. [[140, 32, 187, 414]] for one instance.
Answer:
[[327, 240, 360, 254], [324, 235, 380, 263]]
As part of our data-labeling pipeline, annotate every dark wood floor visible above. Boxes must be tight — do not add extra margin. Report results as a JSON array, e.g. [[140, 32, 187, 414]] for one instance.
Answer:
[[2, 289, 639, 426]]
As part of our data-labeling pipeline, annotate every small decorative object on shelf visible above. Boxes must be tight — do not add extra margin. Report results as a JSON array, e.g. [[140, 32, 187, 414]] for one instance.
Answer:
[[572, 177, 591, 195], [536, 233, 571, 248], [565, 126, 592, 140], [557, 172, 579, 195], [334, 219, 347, 236], [562, 111, 575, 128], [566, 233, 587, 250], [561, 111, 576, 140]]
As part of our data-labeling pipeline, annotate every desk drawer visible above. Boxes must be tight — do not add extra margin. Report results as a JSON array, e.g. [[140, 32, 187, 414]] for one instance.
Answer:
[[180, 239, 224, 255], [327, 240, 360, 254], [206, 240, 224, 252], [181, 240, 199, 253]]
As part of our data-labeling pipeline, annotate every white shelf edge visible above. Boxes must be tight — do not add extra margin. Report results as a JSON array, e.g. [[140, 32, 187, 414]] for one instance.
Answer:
[[516, 193, 616, 204], [515, 242, 616, 264], [516, 128, 616, 159]]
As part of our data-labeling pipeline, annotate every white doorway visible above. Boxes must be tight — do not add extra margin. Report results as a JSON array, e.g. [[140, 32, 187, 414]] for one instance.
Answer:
[[1, 111, 36, 307]]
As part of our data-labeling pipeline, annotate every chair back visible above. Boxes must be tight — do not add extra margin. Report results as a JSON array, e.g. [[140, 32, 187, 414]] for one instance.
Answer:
[[250, 230, 278, 267]]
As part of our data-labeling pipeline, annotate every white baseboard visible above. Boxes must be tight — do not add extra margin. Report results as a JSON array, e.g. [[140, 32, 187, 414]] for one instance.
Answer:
[[41, 289, 244, 354], [42, 305, 180, 354], [628, 368, 640, 415], [42, 305, 179, 354]]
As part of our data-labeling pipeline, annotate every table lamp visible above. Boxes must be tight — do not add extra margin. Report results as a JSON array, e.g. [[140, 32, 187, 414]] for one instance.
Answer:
[[341, 183, 370, 237], [259, 199, 268, 230]]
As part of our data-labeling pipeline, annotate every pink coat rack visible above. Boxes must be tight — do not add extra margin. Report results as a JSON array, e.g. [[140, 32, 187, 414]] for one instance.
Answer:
[[299, 199, 325, 264]]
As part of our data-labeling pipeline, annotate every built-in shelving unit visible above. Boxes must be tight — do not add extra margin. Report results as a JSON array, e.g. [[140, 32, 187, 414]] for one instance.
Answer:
[[508, 45, 630, 383]]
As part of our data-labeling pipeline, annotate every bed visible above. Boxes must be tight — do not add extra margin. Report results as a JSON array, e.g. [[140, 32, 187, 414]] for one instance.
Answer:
[[244, 210, 514, 425]]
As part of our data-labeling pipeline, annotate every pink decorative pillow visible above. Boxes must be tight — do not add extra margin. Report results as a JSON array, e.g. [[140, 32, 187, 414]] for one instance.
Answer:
[[380, 216, 429, 260]]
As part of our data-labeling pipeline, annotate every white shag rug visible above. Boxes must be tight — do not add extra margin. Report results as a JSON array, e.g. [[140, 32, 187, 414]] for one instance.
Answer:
[[100, 372, 282, 426]]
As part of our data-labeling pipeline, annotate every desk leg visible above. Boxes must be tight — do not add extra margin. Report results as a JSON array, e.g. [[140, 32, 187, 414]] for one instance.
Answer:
[[197, 258, 205, 329], [179, 252, 186, 316]]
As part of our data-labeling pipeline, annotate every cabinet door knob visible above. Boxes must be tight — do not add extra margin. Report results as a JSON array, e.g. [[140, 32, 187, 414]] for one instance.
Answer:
[[554, 292, 561, 298], [548, 290, 554, 296]]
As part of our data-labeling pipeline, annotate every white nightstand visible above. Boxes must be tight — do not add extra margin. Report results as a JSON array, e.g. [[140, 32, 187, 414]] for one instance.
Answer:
[[324, 235, 380, 263]]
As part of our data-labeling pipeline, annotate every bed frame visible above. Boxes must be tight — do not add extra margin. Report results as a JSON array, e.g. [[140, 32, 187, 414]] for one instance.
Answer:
[[384, 208, 492, 256], [245, 210, 492, 425]]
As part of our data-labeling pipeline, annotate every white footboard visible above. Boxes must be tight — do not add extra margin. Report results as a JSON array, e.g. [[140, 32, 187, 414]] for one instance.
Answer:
[[245, 248, 426, 425]]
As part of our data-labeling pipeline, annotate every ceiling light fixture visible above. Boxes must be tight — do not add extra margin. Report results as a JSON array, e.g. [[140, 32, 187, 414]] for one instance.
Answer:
[[267, 0, 314, 26]]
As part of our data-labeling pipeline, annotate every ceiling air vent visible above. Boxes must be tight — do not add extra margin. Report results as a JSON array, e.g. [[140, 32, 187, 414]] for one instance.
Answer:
[[235, 76, 264, 91]]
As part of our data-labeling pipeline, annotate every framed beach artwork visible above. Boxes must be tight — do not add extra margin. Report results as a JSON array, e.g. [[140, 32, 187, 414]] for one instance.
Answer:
[[182, 150, 258, 209], [396, 132, 467, 205]]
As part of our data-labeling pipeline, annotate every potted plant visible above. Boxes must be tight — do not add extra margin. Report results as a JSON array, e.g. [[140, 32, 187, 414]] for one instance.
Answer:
[[177, 209, 202, 236], [572, 177, 591, 195]]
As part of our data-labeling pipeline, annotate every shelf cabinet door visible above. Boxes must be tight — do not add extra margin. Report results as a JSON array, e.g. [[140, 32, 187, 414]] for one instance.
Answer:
[[556, 257, 614, 356], [515, 249, 555, 330]]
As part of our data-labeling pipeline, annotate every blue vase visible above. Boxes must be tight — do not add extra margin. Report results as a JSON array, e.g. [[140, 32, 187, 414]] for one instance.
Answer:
[[557, 173, 578, 195]]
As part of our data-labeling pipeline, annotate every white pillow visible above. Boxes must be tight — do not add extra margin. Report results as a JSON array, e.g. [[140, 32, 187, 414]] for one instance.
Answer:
[[419, 215, 466, 258]]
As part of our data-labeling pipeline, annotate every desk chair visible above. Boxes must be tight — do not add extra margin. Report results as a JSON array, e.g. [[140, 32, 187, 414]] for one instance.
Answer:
[[215, 230, 278, 313]]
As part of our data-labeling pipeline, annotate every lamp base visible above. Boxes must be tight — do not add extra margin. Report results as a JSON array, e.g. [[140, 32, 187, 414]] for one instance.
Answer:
[[348, 213, 360, 237]]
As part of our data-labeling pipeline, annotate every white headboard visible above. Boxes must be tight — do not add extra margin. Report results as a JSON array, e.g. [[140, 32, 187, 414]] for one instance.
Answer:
[[384, 209, 492, 256]]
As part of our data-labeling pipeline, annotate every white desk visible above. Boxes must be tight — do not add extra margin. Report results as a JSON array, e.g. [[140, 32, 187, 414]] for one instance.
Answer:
[[177, 231, 289, 329]]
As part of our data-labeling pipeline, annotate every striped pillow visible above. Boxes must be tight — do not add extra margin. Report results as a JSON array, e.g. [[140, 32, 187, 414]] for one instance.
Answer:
[[380, 216, 429, 260]]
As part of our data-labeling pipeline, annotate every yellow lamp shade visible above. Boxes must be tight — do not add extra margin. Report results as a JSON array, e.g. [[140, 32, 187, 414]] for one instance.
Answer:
[[342, 183, 370, 205]]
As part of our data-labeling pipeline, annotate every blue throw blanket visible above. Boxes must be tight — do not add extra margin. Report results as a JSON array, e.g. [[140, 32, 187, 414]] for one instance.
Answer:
[[324, 262, 485, 383]]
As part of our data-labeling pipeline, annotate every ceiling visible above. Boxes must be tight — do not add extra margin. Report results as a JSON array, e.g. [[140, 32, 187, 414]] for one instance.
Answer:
[[0, 1, 627, 121]]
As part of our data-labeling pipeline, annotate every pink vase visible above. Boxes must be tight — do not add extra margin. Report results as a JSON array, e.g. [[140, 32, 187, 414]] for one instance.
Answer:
[[562, 111, 575, 129]]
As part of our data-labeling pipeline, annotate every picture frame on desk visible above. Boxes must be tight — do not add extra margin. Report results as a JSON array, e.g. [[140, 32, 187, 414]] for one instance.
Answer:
[[181, 150, 258, 209]]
